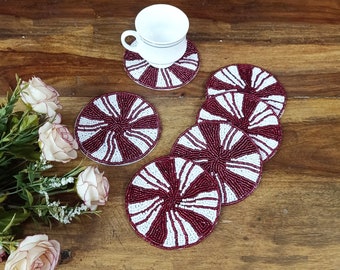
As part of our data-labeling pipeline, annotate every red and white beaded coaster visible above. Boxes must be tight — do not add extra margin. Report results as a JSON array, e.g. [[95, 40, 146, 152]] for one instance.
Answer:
[[126, 156, 221, 250], [74, 92, 161, 166], [206, 64, 286, 118], [171, 122, 262, 206], [124, 40, 200, 90], [197, 92, 282, 162]]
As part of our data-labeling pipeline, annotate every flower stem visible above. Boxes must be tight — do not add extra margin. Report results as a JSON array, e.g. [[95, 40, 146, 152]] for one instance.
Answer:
[[47, 188, 76, 196]]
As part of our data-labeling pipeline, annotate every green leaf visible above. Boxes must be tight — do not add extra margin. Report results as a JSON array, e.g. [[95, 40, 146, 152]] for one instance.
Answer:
[[9, 144, 40, 161], [9, 113, 20, 127], [0, 107, 6, 116], [0, 108, 7, 131], [0, 209, 30, 233], [0, 193, 7, 203], [25, 189, 34, 206], [19, 114, 39, 132]]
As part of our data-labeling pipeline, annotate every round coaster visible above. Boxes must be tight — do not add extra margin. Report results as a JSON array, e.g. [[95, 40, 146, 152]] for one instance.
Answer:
[[124, 40, 200, 90], [126, 156, 221, 250], [197, 92, 282, 162], [206, 64, 286, 117], [171, 122, 262, 205], [75, 92, 161, 166]]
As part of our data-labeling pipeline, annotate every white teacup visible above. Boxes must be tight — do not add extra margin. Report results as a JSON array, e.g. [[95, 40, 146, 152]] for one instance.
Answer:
[[121, 4, 189, 68]]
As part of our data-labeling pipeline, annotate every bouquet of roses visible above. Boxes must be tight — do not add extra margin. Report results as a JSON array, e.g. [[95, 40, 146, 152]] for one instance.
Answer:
[[0, 76, 110, 269]]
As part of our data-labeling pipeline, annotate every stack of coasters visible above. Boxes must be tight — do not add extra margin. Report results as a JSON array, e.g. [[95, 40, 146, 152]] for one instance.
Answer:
[[74, 92, 161, 166], [197, 92, 282, 162], [205, 63, 286, 117], [170, 121, 262, 205], [123, 40, 200, 91], [125, 156, 221, 250], [125, 63, 286, 249]]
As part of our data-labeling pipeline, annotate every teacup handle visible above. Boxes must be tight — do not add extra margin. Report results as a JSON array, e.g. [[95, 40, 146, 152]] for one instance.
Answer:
[[121, 30, 140, 53]]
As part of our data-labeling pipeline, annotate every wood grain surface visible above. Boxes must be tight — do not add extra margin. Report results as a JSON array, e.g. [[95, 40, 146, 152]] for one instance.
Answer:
[[0, 1, 339, 269]]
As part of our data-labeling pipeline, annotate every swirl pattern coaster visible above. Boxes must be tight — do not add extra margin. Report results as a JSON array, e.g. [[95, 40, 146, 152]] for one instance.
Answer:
[[126, 156, 221, 249], [171, 122, 262, 205], [124, 40, 200, 90], [206, 64, 286, 117], [75, 92, 161, 165], [197, 92, 282, 162]]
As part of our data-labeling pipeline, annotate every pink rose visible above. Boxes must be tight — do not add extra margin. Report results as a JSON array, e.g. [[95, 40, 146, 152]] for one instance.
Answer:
[[20, 77, 62, 123], [39, 122, 78, 163], [76, 166, 110, 211], [4, 234, 60, 270], [0, 246, 7, 263]]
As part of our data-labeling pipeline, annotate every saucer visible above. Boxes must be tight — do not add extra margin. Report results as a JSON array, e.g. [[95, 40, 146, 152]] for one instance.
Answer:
[[197, 92, 282, 162], [170, 121, 262, 205], [126, 156, 221, 249], [74, 92, 161, 166], [124, 40, 200, 90], [206, 64, 286, 118]]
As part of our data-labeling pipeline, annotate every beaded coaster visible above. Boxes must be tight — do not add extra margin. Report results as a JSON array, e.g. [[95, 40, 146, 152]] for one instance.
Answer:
[[124, 40, 200, 90], [197, 92, 282, 162], [206, 64, 286, 117], [74, 92, 161, 166], [171, 122, 262, 206], [126, 156, 221, 249]]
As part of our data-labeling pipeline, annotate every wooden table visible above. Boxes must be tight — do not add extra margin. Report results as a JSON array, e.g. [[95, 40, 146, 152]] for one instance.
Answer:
[[1, 1, 339, 269]]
